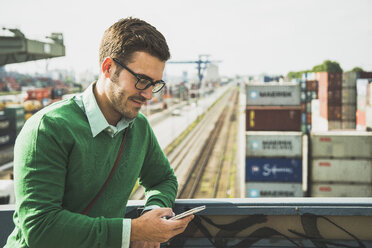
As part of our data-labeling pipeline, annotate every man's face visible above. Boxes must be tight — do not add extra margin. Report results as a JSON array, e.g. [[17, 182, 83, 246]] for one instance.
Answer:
[[106, 51, 165, 119]]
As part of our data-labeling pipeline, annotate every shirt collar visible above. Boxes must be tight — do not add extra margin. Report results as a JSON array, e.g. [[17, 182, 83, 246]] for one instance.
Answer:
[[81, 82, 134, 137]]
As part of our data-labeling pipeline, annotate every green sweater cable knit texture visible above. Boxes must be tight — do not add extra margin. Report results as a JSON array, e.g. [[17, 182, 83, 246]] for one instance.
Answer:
[[5, 98, 178, 248]]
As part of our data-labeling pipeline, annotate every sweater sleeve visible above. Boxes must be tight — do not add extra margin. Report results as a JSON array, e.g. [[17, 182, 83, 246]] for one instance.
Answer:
[[138, 121, 178, 208], [13, 115, 123, 248]]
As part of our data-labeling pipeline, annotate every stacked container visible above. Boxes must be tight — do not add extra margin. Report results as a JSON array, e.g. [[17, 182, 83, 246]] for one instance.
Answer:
[[342, 71, 372, 130], [317, 72, 342, 130], [299, 73, 319, 133], [245, 83, 302, 132], [0, 114, 11, 147], [310, 131, 372, 197], [356, 78, 372, 130], [245, 131, 305, 197], [367, 81, 372, 130], [342, 72, 358, 129], [245, 83, 305, 197], [4, 105, 24, 143]]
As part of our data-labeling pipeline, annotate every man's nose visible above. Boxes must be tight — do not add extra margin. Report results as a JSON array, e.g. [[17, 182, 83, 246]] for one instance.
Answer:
[[140, 86, 153, 100]]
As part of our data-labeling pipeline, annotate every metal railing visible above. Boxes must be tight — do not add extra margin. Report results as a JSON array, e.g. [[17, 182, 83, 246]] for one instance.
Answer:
[[1, 198, 372, 247]]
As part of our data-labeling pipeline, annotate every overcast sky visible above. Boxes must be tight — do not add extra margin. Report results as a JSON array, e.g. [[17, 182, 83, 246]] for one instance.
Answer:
[[1, 0, 372, 78]]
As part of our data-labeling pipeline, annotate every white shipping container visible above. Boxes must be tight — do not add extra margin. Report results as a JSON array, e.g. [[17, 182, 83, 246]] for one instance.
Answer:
[[328, 121, 342, 130], [311, 131, 372, 158], [311, 183, 372, 197], [341, 121, 356, 130], [342, 88, 356, 104], [246, 182, 304, 197], [246, 131, 303, 157], [311, 107, 328, 132], [341, 104, 356, 121], [311, 159, 372, 183], [246, 83, 300, 106]]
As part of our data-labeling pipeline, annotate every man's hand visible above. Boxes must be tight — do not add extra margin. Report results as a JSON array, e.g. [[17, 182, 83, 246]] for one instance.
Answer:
[[130, 240, 160, 248], [130, 208, 194, 244]]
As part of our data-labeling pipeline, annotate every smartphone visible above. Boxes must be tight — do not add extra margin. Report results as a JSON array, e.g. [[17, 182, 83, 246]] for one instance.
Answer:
[[168, 205, 206, 220]]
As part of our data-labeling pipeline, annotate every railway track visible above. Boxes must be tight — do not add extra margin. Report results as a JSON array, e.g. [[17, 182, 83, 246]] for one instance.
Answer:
[[180, 89, 239, 198], [130, 86, 240, 200]]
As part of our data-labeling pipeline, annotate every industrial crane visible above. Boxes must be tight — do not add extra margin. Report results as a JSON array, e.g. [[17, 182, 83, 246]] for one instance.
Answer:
[[0, 28, 65, 66], [167, 54, 221, 87]]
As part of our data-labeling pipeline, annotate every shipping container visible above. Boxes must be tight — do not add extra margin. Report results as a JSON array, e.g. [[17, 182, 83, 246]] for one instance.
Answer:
[[342, 71, 358, 88], [245, 106, 302, 131], [245, 158, 302, 182], [311, 102, 328, 131], [0, 115, 10, 135], [245, 83, 300, 106], [246, 131, 303, 157], [341, 104, 356, 120], [357, 96, 366, 111], [359, 71, 372, 78], [311, 159, 372, 183], [317, 72, 342, 89], [306, 80, 318, 91], [246, 182, 303, 197], [306, 113, 311, 124], [357, 79, 369, 97], [328, 121, 342, 130], [301, 124, 307, 133], [300, 92, 306, 102], [318, 88, 341, 105], [310, 131, 372, 158], [301, 113, 306, 124], [319, 101, 341, 120], [306, 102, 311, 113], [341, 88, 356, 104], [356, 109, 366, 127], [341, 121, 356, 130], [4, 105, 25, 136], [300, 80, 306, 91], [311, 183, 372, 197], [0, 134, 11, 147], [300, 103, 306, 112]]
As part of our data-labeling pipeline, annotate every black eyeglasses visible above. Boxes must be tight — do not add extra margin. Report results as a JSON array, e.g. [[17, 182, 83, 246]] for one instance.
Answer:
[[112, 58, 165, 93]]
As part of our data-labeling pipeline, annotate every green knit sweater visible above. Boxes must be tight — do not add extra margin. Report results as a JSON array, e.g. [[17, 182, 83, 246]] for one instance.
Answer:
[[5, 98, 178, 248]]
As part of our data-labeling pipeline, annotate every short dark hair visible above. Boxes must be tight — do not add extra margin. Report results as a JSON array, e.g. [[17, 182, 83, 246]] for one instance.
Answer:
[[99, 17, 170, 67]]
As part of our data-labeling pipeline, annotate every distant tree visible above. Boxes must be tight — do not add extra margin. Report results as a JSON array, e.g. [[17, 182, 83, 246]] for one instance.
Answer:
[[312, 60, 343, 73], [286, 70, 310, 80], [287, 71, 301, 80], [351, 67, 363, 72], [286, 60, 343, 80]]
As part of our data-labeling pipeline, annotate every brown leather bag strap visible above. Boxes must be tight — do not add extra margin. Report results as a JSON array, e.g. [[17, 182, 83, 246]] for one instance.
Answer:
[[81, 128, 128, 215]]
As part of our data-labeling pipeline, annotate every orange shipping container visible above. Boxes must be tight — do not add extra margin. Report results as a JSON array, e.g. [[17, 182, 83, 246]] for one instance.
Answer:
[[356, 110, 366, 126]]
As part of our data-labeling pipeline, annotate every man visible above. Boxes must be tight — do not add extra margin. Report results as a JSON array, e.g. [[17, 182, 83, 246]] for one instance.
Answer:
[[5, 17, 193, 248]]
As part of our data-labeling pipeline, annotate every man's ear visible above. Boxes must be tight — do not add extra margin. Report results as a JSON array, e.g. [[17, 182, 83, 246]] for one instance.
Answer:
[[101, 57, 113, 78]]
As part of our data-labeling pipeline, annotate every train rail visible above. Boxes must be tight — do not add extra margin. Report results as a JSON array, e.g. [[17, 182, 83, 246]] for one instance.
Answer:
[[131, 86, 240, 200]]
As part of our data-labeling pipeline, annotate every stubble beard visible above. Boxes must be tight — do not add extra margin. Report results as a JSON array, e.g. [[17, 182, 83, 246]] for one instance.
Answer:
[[110, 73, 143, 120]]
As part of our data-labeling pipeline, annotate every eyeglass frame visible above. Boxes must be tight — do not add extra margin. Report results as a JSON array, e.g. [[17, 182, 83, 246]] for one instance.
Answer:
[[112, 58, 166, 93]]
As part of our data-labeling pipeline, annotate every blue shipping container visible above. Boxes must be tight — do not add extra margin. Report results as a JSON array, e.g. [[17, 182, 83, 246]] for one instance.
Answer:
[[301, 113, 306, 124], [246, 158, 302, 182]]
